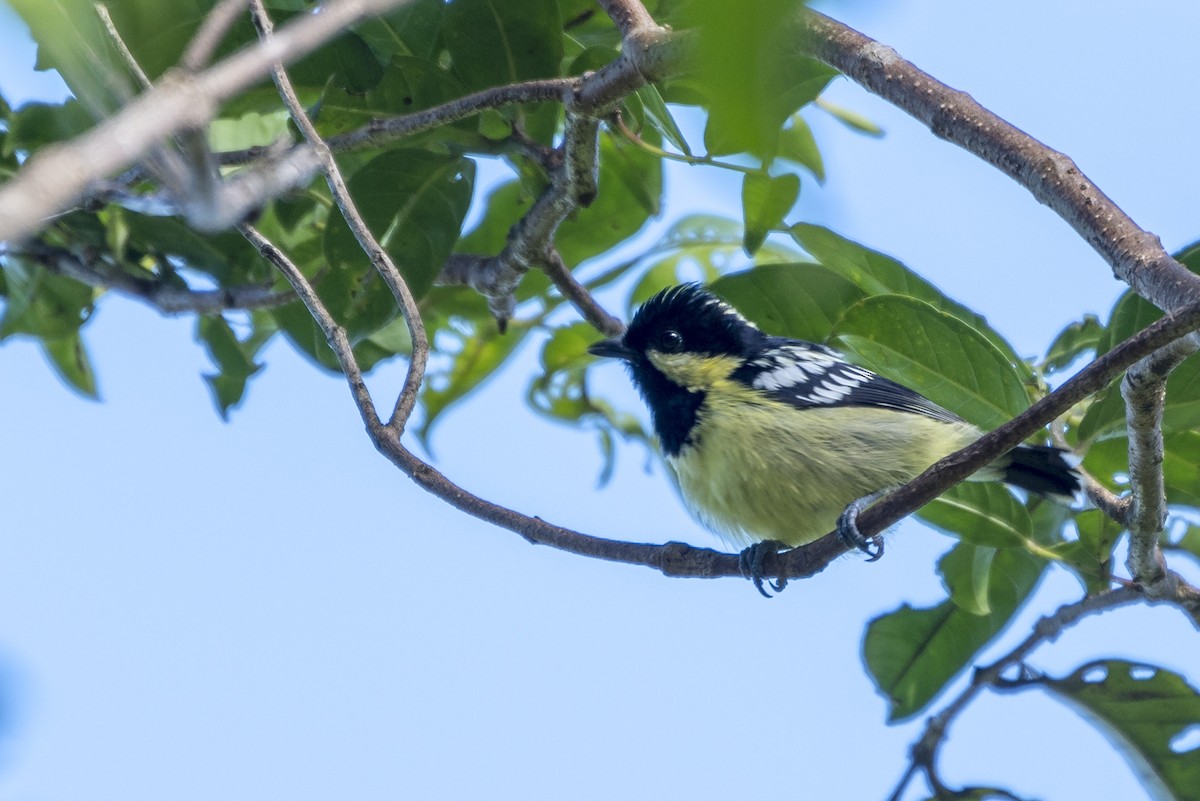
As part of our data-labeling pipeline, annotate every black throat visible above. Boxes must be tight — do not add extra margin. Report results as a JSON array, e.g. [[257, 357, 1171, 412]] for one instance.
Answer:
[[627, 361, 704, 457]]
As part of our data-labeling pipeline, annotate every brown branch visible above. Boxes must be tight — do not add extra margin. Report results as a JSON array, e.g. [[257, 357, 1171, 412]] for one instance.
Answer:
[[770, 299, 1200, 584], [543, 248, 624, 337], [0, 0, 415, 242], [798, 10, 1200, 317], [1122, 339, 1200, 617], [18, 241, 293, 315], [240, 224, 380, 425], [891, 586, 1143, 801], [250, 0, 428, 433], [180, 0, 250, 72]]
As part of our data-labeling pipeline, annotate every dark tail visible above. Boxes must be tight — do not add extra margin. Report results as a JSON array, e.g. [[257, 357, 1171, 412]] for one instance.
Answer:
[[1003, 444, 1081, 499]]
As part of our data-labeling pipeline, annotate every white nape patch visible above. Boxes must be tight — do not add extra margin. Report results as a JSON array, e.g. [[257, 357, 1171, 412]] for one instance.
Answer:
[[703, 294, 760, 330]]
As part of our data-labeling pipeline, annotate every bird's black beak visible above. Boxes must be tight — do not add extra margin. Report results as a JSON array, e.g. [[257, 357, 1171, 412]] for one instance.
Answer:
[[588, 338, 637, 362]]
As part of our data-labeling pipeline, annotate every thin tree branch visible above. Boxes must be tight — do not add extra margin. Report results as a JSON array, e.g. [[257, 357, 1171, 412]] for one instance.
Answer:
[[240, 224, 380, 426], [0, 0, 415, 242], [250, 0, 427, 433], [14, 241, 293, 315], [94, 2, 152, 90], [595, 0, 657, 38], [797, 10, 1200, 317], [181, 0, 250, 72], [892, 586, 1143, 801], [543, 248, 624, 337], [325, 78, 577, 151]]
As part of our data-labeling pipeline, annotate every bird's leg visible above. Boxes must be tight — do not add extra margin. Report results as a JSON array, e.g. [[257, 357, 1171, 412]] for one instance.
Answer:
[[837, 492, 888, 562], [738, 540, 789, 598]]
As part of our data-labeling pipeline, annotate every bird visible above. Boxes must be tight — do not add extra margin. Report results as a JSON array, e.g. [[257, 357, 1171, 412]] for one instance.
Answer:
[[587, 284, 1080, 594]]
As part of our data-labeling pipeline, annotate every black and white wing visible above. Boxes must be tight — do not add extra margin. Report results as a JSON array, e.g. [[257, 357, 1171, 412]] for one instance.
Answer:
[[734, 340, 963, 424]]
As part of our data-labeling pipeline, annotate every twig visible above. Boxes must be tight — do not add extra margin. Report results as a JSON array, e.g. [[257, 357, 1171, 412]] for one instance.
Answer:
[[19, 241, 293, 315], [240, 224, 379, 424], [94, 3, 152, 90], [798, 10, 1200, 317], [0, 0, 416, 242], [596, 0, 657, 38], [250, 0, 427, 433], [893, 586, 1142, 800], [181, 0, 250, 72], [543, 248, 624, 337]]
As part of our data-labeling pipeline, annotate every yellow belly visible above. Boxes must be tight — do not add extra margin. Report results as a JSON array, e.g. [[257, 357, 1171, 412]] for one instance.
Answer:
[[666, 400, 980, 548]]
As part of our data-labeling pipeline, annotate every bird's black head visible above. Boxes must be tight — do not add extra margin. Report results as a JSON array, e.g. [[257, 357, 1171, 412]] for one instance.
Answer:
[[587, 284, 765, 455]]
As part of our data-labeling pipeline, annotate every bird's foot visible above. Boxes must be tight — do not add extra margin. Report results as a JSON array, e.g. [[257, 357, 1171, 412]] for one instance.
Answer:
[[738, 540, 789, 598], [837, 496, 884, 562]]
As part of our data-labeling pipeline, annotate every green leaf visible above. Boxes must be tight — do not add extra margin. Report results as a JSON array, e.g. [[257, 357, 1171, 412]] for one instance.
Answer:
[[815, 98, 885, 137], [863, 547, 1046, 721], [937, 542, 997, 616], [319, 56, 466, 138], [3, 100, 92, 156], [1172, 524, 1200, 563], [323, 149, 475, 324], [709, 262, 866, 344], [789, 224, 1024, 367], [920, 483, 1033, 549], [741, 172, 799, 256], [354, 0, 444, 61], [1057, 509, 1122, 593], [41, 332, 98, 398], [831, 295, 1032, 429], [1039, 661, 1200, 801], [444, 0, 563, 91], [10, 0, 138, 115], [776, 114, 824, 181], [0, 260, 95, 341], [197, 316, 265, 419], [684, 0, 836, 157], [1043, 313, 1103, 372], [417, 319, 530, 448], [637, 84, 692, 156]]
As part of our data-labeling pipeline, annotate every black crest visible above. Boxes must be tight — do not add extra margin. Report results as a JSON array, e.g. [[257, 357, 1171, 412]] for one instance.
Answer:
[[622, 284, 765, 360]]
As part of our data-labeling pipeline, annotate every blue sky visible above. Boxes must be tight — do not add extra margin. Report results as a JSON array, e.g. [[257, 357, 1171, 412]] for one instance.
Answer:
[[2, 1, 1199, 799]]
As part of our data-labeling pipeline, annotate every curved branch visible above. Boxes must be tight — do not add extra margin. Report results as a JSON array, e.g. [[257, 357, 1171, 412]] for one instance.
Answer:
[[892, 586, 1143, 800], [798, 10, 1200, 316], [250, 0, 428, 433], [0, 0, 416, 242]]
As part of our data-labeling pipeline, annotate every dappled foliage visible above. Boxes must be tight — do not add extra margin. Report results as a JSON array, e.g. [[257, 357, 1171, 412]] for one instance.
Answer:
[[2, 1, 1200, 799]]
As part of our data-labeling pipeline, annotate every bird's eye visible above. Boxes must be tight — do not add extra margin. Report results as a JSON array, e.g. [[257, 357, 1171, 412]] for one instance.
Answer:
[[658, 329, 684, 353]]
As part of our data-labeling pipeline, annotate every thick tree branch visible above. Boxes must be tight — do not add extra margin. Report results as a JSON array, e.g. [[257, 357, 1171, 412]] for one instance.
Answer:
[[1122, 339, 1200, 617], [0, 0, 415, 243], [798, 10, 1200, 317]]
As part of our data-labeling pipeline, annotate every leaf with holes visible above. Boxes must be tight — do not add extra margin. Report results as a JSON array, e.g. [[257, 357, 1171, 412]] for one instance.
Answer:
[[1039, 661, 1200, 801]]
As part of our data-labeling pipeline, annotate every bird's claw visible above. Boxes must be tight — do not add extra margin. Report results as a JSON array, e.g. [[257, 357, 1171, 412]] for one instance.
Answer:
[[837, 497, 884, 562], [738, 540, 789, 598]]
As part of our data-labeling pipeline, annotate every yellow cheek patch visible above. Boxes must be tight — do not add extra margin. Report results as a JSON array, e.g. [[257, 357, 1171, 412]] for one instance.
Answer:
[[647, 350, 741, 391]]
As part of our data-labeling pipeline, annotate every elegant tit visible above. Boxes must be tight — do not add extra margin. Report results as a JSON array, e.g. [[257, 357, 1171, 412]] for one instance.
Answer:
[[588, 284, 1079, 576]]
